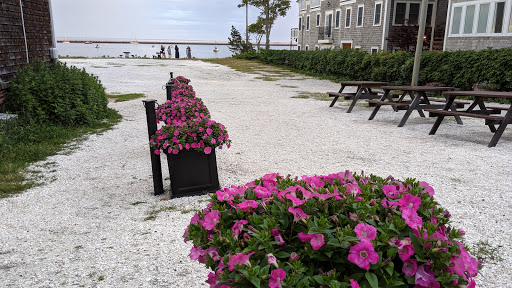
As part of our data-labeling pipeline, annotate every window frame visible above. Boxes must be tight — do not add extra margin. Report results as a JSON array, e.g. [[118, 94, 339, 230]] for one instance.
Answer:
[[371, 46, 380, 54], [392, 1, 435, 25], [335, 9, 341, 28], [306, 15, 311, 31], [357, 5, 364, 27], [345, 7, 352, 28], [316, 13, 321, 27], [374, 2, 383, 26], [449, 0, 512, 37]]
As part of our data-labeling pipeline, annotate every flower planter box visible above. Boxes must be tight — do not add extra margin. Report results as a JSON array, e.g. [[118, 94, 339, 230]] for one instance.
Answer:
[[165, 149, 220, 198]]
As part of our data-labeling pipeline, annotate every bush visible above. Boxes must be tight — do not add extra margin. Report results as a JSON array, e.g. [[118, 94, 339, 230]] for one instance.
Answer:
[[240, 48, 512, 90], [185, 171, 478, 288], [6, 61, 109, 126]]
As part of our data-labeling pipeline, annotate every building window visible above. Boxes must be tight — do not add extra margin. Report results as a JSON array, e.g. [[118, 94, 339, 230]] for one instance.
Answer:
[[509, 4, 512, 32], [345, 8, 352, 28], [299, 17, 302, 31], [305, 45, 309, 51], [311, 0, 321, 8], [393, 2, 433, 25], [493, 1, 505, 33], [316, 14, 321, 27], [451, 6, 463, 34], [374, 2, 382, 26], [357, 5, 364, 27], [335, 10, 341, 28], [307, 15, 310, 31], [463, 5, 476, 34], [477, 3, 490, 33], [300, 0, 306, 11], [371, 47, 379, 54]]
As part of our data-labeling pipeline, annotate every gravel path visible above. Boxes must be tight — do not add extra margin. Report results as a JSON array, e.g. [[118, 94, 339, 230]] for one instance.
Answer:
[[1, 59, 511, 287]]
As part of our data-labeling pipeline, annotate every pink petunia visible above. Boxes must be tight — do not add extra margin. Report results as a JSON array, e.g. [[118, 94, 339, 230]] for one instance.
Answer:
[[267, 253, 279, 268], [204, 147, 212, 154], [268, 268, 286, 288], [399, 193, 421, 212], [288, 207, 310, 222], [200, 210, 221, 231], [382, 184, 403, 199], [347, 239, 379, 270], [154, 150, 160, 155], [232, 220, 248, 239], [354, 223, 377, 241], [227, 252, 255, 271], [398, 238, 415, 261], [236, 200, 259, 212], [402, 259, 418, 277], [254, 186, 272, 198], [298, 232, 313, 242], [345, 183, 362, 196], [309, 234, 325, 250], [350, 279, 360, 288], [419, 181, 435, 196], [289, 252, 299, 261], [190, 213, 200, 224], [206, 127, 213, 135], [286, 193, 306, 206], [349, 212, 359, 222], [415, 263, 439, 288], [401, 209, 423, 231]]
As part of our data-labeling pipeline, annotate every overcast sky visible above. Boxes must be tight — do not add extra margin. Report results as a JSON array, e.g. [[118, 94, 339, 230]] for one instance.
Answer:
[[51, 0, 299, 42]]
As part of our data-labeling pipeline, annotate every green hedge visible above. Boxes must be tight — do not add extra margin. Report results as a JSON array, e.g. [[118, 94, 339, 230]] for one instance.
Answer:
[[239, 48, 512, 90], [6, 61, 109, 126]]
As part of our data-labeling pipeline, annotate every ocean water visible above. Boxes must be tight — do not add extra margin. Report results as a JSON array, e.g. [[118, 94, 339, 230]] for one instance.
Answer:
[[56, 43, 296, 59]]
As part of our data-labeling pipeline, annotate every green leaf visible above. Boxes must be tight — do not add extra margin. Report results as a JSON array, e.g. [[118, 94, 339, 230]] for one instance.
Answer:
[[275, 251, 290, 258], [365, 272, 379, 288], [259, 265, 270, 277], [327, 238, 341, 247], [313, 275, 326, 285], [384, 261, 395, 276]]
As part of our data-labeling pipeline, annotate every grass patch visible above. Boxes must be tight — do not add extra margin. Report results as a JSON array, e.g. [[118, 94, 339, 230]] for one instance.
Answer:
[[471, 240, 504, 265], [144, 205, 177, 221], [280, 85, 299, 88], [0, 109, 122, 199], [204, 58, 298, 80], [292, 91, 331, 101], [131, 201, 147, 206], [108, 93, 145, 102]]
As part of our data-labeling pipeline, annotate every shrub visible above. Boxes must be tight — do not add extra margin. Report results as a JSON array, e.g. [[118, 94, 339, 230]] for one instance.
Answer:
[[6, 61, 109, 126], [184, 171, 478, 288]]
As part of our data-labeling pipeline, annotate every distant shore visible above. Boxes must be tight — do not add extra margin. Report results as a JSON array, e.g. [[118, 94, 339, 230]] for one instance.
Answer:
[[58, 39, 296, 46]]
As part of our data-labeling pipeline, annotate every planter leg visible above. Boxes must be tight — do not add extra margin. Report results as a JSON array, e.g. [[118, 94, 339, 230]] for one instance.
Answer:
[[142, 99, 164, 195]]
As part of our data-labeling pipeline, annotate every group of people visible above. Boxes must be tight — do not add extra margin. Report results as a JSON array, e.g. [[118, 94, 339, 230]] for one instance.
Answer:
[[160, 45, 192, 59]]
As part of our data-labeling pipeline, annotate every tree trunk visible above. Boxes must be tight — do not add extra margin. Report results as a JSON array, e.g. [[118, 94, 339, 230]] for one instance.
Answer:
[[265, 4, 270, 49]]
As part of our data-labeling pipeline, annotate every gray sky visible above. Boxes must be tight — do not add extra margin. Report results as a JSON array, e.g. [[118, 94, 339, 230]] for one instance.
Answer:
[[51, 0, 299, 42]]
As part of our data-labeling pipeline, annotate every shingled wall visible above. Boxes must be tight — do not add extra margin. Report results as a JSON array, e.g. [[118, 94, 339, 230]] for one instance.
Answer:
[[0, 0, 53, 110]]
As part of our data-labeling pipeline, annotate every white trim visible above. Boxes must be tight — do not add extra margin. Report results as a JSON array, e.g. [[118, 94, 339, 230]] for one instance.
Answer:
[[345, 7, 352, 28], [382, 0, 391, 49], [340, 0, 357, 5], [448, 0, 512, 36], [325, 10, 334, 29], [306, 14, 311, 31], [305, 45, 310, 51], [316, 13, 321, 27], [340, 40, 353, 49], [354, 45, 362, 50], [374, 2, 383, 26], [335, 9, 342, 29], [311, 0, 321, 9], [443, 0, 452, 50], [371, 46, 380, 53], [357, 4, 365, 27], [392, 1, 435, 25]]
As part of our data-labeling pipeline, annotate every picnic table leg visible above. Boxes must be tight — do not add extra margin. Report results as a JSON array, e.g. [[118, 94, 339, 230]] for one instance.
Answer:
[[476, 99, 498, 133], [429, 97, 456, 135], [329, 85, 346, 107], [347, 85, 363, 113], [368, 89, 390, 120], [398, 91, 422, 127], [487, 104, 512, 147]]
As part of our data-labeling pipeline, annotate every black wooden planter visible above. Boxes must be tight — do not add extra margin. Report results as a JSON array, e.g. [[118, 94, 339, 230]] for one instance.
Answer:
[[165, 149, 220, 198]]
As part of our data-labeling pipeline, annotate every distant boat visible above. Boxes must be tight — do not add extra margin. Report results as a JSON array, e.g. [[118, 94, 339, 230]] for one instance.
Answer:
[[95, 45, 100, 48], [213, 46, 219, 52], [84, 41, 92, 44], [103, 44, 111, 46], [62, 41, 70, 44]]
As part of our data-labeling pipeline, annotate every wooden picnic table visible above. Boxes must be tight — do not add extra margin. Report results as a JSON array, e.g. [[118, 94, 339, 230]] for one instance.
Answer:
[[328, 81, 388, 113], [367, 85, 460, 127], [426, 90, 512, 147]]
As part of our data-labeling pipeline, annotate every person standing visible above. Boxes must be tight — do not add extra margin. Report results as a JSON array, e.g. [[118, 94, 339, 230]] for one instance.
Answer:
[[175, 45, 180, 59], [160, 45, 165, 58], [167, 45, 172, 59], [186, 46, 191, 58]]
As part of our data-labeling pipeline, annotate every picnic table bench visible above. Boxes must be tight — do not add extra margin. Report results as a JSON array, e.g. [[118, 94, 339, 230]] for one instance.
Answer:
[[367, 85, 461, 127], [328, 81, 389, 112], [426, 90, 512, 147]]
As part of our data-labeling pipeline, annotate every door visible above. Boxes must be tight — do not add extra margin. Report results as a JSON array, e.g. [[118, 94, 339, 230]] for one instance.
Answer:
[[342, 42, 352, 49]]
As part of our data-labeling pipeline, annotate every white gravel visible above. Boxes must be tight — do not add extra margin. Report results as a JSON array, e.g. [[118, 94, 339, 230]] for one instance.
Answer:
[[1, 58, 511, 287]]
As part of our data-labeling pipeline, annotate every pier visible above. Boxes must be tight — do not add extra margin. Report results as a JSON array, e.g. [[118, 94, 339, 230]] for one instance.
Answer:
[[58, 39, 296, 46]]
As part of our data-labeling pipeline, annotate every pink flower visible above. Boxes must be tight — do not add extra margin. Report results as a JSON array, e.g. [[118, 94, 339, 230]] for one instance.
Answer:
[[154, 150, 160, 155], [271, 228, 285, 245], [269, 268, 286, 288], [467, 278, 476, 288], [345, 183, 361, 196], [285, 194, 306, 206], [402, 259, 418, 277], [289, 252, 299, 261], [398, 238, 415, 261], [349, 212, 359, 222], [399, 193, 421, 212], [267, 253, 279, 268], [190, 213, 200, 224], [354, 223, 377, 241], [350, 279, 360, 288], [189, 245, 202, 261], [232, 220, 248, 239], [347, 239, 379, 270], [227, 252, 255, 271], [452, 246, 479, 278], [382, 184, 403, 199], [206, 272, 221, 288], [309, 233, 325, 250], [206, 128, 213, 135], [419, 181, 435, 196], [401, 209, 423, 231], [298, 232, 313, 242], [288, 207, 310, 222], [415, 263, 439, 288], [204, 147, 212, 154], [200, 210, 221, 231], [173, 129, 179, 136], [254, 186, 272, 198], [236, 200, 259, 211], [216, 190, 234, 202]]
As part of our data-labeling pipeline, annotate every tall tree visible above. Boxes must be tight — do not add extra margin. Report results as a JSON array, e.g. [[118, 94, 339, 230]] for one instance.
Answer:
[[228, 26, 253, 55], [238, 0, 291, 49], [248, 17, 265, 49]]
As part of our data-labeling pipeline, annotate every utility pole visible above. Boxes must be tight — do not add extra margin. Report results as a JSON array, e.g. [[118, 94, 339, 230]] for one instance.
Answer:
[[246, 2, 249, 44]]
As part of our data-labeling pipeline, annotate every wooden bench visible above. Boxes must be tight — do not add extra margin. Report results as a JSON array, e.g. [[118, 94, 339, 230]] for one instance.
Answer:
[[328, 92, 356, 100], [424, 97, 469, 109]]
